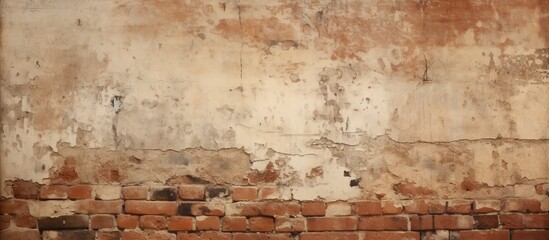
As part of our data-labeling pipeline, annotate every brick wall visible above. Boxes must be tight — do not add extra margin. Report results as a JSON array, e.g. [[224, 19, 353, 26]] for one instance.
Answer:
[[1, 182, 548, 240], [2, 1, 549, 240]]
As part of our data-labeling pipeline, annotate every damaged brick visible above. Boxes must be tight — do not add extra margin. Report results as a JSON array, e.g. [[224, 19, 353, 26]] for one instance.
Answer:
[[38, 215, 89, 230]]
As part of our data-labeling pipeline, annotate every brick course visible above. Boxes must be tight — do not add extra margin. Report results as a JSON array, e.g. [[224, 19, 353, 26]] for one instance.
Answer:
[[2, 182, 547, 239]]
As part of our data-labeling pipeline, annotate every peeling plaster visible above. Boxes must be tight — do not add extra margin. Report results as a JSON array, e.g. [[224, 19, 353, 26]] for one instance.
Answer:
[[1, 0, 548, 200]]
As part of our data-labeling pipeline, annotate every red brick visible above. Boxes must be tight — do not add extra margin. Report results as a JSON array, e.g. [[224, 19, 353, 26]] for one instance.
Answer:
[[447, 200, 472, 214], [500, 214, 524, 229], [302, 201, 325, 216], [125, 200, 177, 215], [354, 201, 382, 216], [117, 214, 138, 229], [249, 216, 274, 232], [233, 233, 291, 240], [140, 215, 167, 230], [222, 216, 247, 232], [523, 214, 549, 228], [179, 185, 205, 200], [404, 200, 429, 214], [0, 215, 10, 230], [299, 232, 360, 240], [474, 215, 499, 229], [358, 216, 408, 230], [307, 217, 357, 231], [229, 201, 301, 216], [67, 185, 93, 199], [97, 231, 121, 240], [275, 216, 306, 232], [91, 214, 116, 229], [457, 230, 509, 240], [122, 186, 149, 200], [12, 181, 41, 199], [503, 199, 542, 213], [363, 231, 420, 240], [168, 216, 193, 231], [122, 230, 147, 240], [232, 186, 258, 201], [258, 186, 280, 199], [39, 185, 68, 199], [0, 199, 29, 214], [411, 215, 433, 230], [0, 230, 41, 240], [535, 184, 545, 195], [511, 230, 549, 240], [147, 231, 176, 240], [177, 233, 232, 240], [190, 202, 225, 216], [427, 201, 446, 214], [434, 215, 474, 230], [14, 214, 37, 229], [381, 201, 403, 215], [76, 200, 122, 214], [196, 216, 220, 231]]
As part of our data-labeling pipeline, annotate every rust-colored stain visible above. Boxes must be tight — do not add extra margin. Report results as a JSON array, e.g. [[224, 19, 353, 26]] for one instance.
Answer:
[[306, 166, 324, 179], [393, 181, 435, 197], [52, 157, 79, 183], [113, 0, 212, 36], [215, 17, 297, 50], [22, 46, 108, 131], [247, 162, 279, 184], [95, 162, 124, 183], [460, 175, 487, 192]]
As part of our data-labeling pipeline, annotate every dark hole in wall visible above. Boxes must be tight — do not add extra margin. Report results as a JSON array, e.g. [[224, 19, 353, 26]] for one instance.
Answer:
[[350, 178, 361, 187]]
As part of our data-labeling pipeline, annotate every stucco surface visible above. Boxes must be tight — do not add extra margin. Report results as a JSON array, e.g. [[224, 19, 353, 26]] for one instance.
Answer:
[[1, 0, 548, 200]]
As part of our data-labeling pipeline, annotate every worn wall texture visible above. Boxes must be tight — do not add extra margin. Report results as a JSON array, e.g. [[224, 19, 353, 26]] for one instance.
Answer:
[[1, 0, 549, 239]]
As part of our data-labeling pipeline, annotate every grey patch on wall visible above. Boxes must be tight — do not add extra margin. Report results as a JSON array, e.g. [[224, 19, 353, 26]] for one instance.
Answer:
[[169, 153, 190, 165], [111, 96, 124, 113]]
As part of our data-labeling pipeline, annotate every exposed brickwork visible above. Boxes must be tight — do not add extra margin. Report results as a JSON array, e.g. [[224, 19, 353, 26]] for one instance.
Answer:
[[232, 186, 258, 201], [1, 181, 547, 239], [39, 185, 68, 200], [0, 215, 10, 230], [354, 201, 382, 216], [14, 214, 37, 229], [302, 201, 326, 216], [90, 214, 116, 229], [122, 186, 149, 200], [67, 185, 93, 199]]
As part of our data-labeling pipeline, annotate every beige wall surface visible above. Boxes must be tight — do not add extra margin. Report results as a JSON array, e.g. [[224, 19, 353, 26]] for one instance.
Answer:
[[1, 0, 548, 200]]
